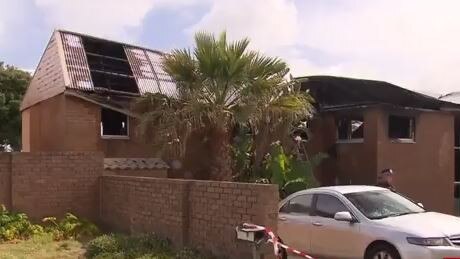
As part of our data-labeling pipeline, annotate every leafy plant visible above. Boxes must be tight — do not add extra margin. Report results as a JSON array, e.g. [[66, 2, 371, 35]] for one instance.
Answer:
[[0, 204, 44, 241], [136, 31, 313, 181], [263, 142, 327, 198], [42, 213, 99, 240]]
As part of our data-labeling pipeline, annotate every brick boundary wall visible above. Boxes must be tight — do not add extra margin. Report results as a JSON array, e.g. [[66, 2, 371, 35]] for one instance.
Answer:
[[100, 175, 279, 258], [0, 154, 12, 208], [0, 152, 103, 221], [0, 152, 279, 258]]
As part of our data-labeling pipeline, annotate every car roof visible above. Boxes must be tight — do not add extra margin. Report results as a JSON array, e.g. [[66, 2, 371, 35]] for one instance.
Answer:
[[292, 185, 386, 195]]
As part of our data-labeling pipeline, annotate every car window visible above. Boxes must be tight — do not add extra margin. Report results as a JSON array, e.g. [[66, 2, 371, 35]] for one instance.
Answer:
[[344, 190, 425, 219], [280, 194, 313, 215], [315, 194, 349, 218]]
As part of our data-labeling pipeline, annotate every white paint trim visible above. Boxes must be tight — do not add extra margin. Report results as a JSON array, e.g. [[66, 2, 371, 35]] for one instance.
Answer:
[[390, 138, 416, 144], [336, 138, 364, 144]]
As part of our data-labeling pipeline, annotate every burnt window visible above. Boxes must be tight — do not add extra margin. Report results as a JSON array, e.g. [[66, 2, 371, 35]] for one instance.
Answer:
[[337, 117, 364, 141], [101, 108, 128, 137], [388, 115, 415, 139], [82, 37, 139, 93]]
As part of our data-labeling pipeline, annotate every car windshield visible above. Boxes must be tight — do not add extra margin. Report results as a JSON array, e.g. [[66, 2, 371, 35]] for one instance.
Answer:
[[344, 190, 425, 220]]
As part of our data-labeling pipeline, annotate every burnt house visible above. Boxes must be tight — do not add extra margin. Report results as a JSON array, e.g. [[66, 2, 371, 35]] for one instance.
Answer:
[[21, 30, 176, 158], [300, 75, 460, 214]]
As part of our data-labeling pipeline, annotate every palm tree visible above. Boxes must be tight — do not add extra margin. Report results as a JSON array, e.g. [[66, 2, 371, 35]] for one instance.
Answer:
[[136, 31, 313, 181]]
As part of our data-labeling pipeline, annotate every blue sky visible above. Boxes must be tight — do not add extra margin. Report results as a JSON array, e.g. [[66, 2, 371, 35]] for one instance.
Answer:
[[2, 0, 460, 94]]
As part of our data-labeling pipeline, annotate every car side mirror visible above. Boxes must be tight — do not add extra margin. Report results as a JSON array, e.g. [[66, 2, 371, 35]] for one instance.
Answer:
[[417, 202, 424, 208], [334, 211, 354, 222]]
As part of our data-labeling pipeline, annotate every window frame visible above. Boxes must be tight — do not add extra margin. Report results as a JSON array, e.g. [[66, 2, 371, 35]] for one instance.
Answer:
[[100, 108, 130, 140], [336, 116, 364, 144], [388, 115, 416, 143]]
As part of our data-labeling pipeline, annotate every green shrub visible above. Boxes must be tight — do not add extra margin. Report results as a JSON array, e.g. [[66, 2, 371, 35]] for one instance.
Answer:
[[86, 234, 122, 257], [42, 213, 99, 240], [86, 234, 214, 259], [263, 142, 327, 198], [0, 204, 44, 241]]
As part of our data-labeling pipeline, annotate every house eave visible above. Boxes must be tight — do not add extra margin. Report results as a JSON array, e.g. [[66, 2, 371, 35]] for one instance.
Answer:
[[64, 90, 140, 118]]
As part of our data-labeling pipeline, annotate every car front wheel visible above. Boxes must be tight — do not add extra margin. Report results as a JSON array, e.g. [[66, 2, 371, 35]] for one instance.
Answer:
[[366, 243, 401, 259]]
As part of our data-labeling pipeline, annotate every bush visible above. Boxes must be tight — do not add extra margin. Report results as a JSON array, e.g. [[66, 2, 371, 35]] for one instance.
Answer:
[[42, 213, 100, 240], [86, 234, 122, 257], [86, 234, 214, 259], [0, 205, 44, 241], [0, 205, 99, 243]]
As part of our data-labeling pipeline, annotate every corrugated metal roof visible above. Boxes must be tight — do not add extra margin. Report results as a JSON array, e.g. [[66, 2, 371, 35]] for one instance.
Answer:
[[60, 32, 94, 91], [104, 158, 169, 170], [59, 31, 177, 97], [440, 92, 460, 104]]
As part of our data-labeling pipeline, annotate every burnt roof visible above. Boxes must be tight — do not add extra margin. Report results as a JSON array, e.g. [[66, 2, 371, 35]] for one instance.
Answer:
[[298, 75, 457, 112], [440, 92, 460, 104], [65, 90, 137, 117]]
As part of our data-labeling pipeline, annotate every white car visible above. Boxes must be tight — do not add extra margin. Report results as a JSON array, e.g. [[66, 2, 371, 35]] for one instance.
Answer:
[[278, 185, 460, 259]]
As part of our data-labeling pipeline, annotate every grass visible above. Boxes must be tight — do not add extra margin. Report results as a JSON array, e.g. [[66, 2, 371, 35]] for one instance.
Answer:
[[0, 234, 86, 259], [0, 234, 214, 259]]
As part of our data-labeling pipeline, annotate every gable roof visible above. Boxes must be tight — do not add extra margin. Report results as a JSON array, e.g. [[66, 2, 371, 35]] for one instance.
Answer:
[[298, 75, 459, 112], [21, 29, 177, 111]]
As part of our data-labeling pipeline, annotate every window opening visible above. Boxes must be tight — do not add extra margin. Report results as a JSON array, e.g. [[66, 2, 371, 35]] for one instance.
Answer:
[[337, 116, 364, 141], [388, 115, 415, 139], [100, 108, 128, 137]]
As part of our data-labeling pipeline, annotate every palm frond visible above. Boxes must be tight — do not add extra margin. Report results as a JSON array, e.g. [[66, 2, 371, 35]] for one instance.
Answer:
[[137, 31, 315, 161]]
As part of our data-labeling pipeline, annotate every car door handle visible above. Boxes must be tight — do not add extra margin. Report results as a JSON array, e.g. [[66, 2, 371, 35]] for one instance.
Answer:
[[312, 222, 322, 227], [279, 216, 287, 221]]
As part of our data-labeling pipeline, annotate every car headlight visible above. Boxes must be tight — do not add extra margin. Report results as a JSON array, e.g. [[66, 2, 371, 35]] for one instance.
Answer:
[[407, 237, 451, 246]]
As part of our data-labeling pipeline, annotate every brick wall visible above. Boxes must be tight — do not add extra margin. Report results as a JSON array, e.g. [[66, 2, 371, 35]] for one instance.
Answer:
[[0, 154, 11, 208], [1, 152, 103, 221], [101, 176, 189, 244], [188, 181, 279, 258], [101, 176, 279, 258], [0, 152, 279, 258]]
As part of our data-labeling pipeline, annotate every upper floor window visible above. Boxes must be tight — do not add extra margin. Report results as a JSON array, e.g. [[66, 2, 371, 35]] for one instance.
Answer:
[[388, 115, 415, 140], [100, 108, 128, 138], [337, 117, 364, 142]]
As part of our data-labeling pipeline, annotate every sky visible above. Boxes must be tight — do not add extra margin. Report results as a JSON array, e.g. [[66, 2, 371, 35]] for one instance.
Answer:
[[1, 0, 460, 95]]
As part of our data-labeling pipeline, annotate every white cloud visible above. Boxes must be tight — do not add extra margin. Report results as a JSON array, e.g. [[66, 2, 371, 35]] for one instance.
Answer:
[[33, 0, 208, 42], [0, 0, 25, 47], [189, 0, 299, 51], [34, 0, 157, 41], [189, 0, 460, 94]]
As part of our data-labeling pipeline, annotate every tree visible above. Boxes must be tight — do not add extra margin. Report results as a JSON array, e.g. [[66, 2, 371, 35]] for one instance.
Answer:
[[0, 62, 31, 151], [136, 31, 313, 181]]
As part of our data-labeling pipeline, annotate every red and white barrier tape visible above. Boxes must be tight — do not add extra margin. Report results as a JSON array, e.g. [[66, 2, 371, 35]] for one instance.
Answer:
[[241, 223, 314, 259]]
